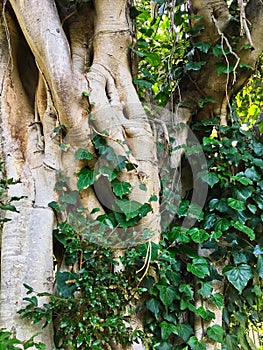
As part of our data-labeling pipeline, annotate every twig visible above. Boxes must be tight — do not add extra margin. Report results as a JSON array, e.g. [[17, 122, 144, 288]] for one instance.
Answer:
[[238, 0, 254, 49]]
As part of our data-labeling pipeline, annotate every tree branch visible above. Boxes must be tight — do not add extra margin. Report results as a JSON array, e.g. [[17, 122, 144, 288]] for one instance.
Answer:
[[9, 0, 86, 131], [175, 0, 263, 121]]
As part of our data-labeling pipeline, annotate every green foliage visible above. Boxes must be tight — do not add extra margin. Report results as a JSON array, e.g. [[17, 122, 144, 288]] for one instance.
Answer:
[[236, 54, 263, 128], [133, 0, 190, 105], [0, 328, 45, 350]]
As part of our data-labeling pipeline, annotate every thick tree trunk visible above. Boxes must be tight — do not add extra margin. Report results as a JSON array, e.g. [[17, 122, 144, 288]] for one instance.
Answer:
[[0, 5, 55, 347]]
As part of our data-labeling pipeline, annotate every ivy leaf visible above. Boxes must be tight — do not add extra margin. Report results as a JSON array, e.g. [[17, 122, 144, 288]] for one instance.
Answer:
[[210, 293, 224, 310], [209, 198, 228, 212], [196, 306, 215, 321], [193, 42, 211, 53], [244, 166, 260, 182], [77, 168, 96, 190], [133, 78, 152, 88], [215, 218, 230, 232], [231, 221, 255, 240], [116, 199, 151, 221], [207, 325, 224, 343], [111, 179, 132, 198], [227, 198, 246, 211], [239, 62, 253, 69], [256, 255, 263, 278], [233, 186, 253, 201], [223, 264, 253, 292], [212, 44, 224, 56], [146, 298, 161, 319], [215, 62, 234, 75], [231, 175, 253, 186], [98, 165, 119, 181], [200, 172, 219, 187], [173, 323, 193, 342], [247, 204, 257, 214], [74, 148, 93, 160], [157, 285, 178, 308], [198, 282, 213, 297], [187, 336, 206, 350], [1, 204, 19, 212], [187, 257, 210, 278], [188, 228, 210, 243], [60, 191, 79, 205], [160, 321, 177, 340], [185, 61, 206, 71]]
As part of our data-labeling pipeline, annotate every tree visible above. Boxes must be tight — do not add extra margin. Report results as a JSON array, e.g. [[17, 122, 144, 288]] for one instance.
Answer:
[[0, 0, 262, 349]]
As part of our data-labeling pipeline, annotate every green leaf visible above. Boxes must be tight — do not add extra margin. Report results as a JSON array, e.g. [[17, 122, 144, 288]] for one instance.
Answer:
[[188, 228, 210, 243], [1, 204, 19, 212], [198, 96, 215, 108], [247, 203, 257, 214], [209, 198, 228, 212], [239, 62, 253, 69], [187, 257, 210, 278], [116, 199, 150, 221], [98, 165, 119, 181], [196, 306, 215, 321], [23, 283, 34, 294], [193, 42, 211, 53], [215, 62, 234, 75], [200, 172, 219, 187], [168, 227, 191, 243], [111, 179, 132, 198], [56, 271, 78, 298], [185, 61, 206, 71], [198, 282, 213, 297], [160, 321, 177, 340], [48, 201, 65, 212], [60, 191, 79, 205], [157, 285, 177, 308], [214, 218, 230, 231], [139, 183, 147, 191], [227, 198, 246, 211], [250, 140, 263, 156], [233, 186, 253, 201], [231, 175, 253, 185], [146, 298, 161, 319], [187, 336, 206, 350], [179, 283, 194, 300], [212, 45, 224, 56], [244, 166, 260, 182], [74, 148, 93, 160], [173, 323, 193, 342], [145, 52, 162, 66], [210, 293, 224, 310], [77, 168, 96, 190], [223, 264, 253, 292], [256, 255, 263, 278], [232, 221, 255, 240], [207, 325, 224, 343], [133, 78, 152, 88]]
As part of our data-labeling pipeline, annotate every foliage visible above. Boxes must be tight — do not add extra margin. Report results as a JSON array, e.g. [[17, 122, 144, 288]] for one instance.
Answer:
[[133, 0, 190, 105], [0, 328, 45, 350], [18, 114, 263, 349], [236, 54, 263, 129]]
